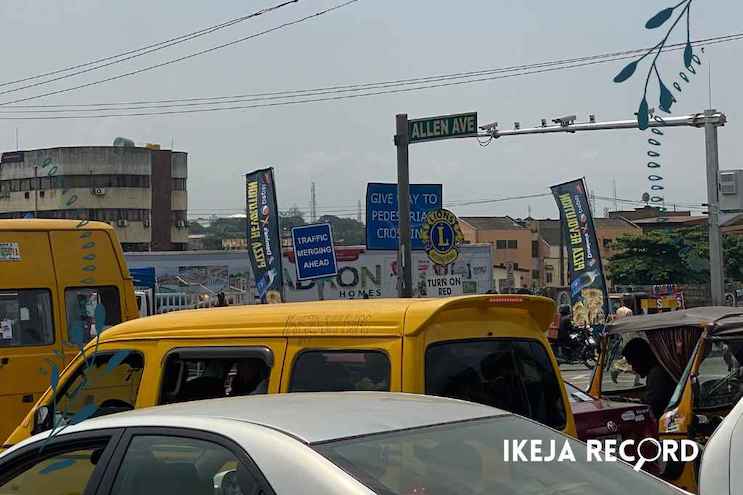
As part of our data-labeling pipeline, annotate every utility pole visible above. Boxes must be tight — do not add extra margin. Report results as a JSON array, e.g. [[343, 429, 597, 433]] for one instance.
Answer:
[[704, 109, 724, 305], [357, 200, 362, 223], [483, 110, 727, 305], [310, 182, 317, 223], [395, 114, 413, 298]]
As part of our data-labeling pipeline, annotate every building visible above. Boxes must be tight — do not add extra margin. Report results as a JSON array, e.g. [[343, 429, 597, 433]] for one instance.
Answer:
[[460, 216, 539, 289], [460, 215, 641, 291], [0, 145, 187, 251], [527, 219, 567, 288]]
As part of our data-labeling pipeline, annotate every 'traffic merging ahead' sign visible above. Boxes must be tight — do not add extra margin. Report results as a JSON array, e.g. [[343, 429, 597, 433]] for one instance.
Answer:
[[408, 112, 478, 143], [291, 223, 338, 281], [366, 183, 443, 250]]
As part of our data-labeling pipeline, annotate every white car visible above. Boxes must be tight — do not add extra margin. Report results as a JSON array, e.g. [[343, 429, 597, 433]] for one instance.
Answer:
[[699, 394, 743, 494], [0, 392, 684, 495]]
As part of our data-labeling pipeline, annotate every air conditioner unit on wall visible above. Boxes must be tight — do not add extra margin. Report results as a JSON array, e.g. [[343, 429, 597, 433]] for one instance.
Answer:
[[93, 187, 106, 196]]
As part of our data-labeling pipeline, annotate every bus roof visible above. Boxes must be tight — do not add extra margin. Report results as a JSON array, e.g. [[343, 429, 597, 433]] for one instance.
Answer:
[[97, 295, 556, 343], [0, 219, 113, 231]]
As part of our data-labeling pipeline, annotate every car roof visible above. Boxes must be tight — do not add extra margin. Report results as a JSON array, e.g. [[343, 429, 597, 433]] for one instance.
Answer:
[[25, 393, 509, 446], [95, 294, 555, 342]]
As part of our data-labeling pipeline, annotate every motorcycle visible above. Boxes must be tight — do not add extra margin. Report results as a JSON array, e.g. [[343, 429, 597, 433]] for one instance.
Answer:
[[553, 326, 598, 369]]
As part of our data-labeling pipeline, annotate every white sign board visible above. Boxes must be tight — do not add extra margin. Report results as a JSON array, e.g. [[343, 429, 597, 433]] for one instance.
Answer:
[[0, 242, 21, 261], [426, 275, 464, 297]]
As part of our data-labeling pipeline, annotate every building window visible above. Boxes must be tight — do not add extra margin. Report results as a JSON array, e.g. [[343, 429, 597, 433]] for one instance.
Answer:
[[546, 272, 554, 284], [532, 270, 540, 281], [495, 240, 507, 249], [173, 178, 187, 191], [531, 240, 539, 258], [507, 240, 518, 249], [513, 262, 519, 270], [603, 238, 613, 248], [24, 191, 30, 199]]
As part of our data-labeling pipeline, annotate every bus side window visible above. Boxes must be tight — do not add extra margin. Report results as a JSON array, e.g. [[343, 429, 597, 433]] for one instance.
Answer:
[[64, 287, 121, 345]]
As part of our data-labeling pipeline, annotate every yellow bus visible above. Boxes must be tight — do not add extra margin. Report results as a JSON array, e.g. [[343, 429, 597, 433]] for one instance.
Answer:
[[0, 220, 139, 443], [5, 294, 576, 447]]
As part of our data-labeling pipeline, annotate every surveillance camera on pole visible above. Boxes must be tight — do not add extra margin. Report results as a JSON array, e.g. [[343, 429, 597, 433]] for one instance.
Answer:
[[552, 115, 577, 127]]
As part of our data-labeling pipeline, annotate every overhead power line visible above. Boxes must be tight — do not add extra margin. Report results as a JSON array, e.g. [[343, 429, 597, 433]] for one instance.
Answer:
[[0, 0, 360, 107], [0, 0, 300, 95], [0, 32, 738, 119]]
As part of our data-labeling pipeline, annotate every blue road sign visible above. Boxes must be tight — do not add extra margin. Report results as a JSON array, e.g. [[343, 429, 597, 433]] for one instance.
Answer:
[[291, 223, 338, 281], [366, 183, 442, 250]]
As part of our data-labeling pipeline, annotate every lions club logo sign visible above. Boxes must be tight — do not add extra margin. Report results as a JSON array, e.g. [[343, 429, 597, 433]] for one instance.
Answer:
[[420, 208, 464, 266]]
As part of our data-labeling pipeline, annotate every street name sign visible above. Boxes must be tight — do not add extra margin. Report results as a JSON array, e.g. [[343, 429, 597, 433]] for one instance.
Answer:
[[291, 223, 338, 281], [408, 112, 478, 143]]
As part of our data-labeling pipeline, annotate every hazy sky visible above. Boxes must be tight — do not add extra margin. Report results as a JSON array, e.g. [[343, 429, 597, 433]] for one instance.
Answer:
[[0, 0, 740, 221]]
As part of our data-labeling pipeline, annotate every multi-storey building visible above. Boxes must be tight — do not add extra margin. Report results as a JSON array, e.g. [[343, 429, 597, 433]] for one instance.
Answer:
[[0, 145, 187, 251]]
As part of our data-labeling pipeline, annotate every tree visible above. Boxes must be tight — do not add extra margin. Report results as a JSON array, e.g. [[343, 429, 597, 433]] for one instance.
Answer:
[[608, 226, 743, 285], [318, 215, 365, 245], [280, 206, 306, 236]]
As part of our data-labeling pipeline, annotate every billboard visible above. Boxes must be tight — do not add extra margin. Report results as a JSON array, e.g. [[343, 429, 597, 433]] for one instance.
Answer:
[[551, 178, 610, 328], [246, 168, 284, 303], [366, 183, 442, 250], [283, 244, 493, 301]]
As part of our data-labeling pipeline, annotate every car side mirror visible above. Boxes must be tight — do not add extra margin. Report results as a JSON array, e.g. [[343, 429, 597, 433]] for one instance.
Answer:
[[213, 469, 238, 495]]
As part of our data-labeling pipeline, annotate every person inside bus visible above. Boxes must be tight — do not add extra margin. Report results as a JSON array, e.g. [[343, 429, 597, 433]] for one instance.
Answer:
[[622, 338, 676, 418], [229, 359, 268, 396]]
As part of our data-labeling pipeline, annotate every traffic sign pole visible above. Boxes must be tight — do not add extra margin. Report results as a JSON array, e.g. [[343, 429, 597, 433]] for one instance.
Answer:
[[396, 114, 413, 298]]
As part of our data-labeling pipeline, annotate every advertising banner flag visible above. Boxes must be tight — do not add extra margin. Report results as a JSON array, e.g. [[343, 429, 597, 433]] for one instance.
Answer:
[[246, 168, 284, 303], [551, 178, 609, 328]]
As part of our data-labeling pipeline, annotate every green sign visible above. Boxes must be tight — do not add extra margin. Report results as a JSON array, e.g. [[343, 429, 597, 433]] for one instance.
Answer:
[[408, 112, 478, 143]]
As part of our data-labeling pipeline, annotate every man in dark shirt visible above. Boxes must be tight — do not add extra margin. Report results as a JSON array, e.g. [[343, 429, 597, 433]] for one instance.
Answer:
[[556, 305, 573, 359], [622, 338, 677, 419]]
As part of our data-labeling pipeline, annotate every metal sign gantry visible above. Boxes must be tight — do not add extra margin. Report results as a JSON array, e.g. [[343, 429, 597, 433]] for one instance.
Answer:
[[394, 110, 727, 303]]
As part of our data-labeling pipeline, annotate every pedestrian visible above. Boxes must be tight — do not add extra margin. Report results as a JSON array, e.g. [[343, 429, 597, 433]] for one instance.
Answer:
[[615, 297, 633, 319], [216, 291, 228, 307]]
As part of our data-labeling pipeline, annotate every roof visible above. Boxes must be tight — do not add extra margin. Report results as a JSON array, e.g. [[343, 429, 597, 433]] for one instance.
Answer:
[[94, 295, 557, 343], [0, 219, 113, 231], [80, 393, 507, 444], [592, 217, 639, 229], [459, 216, 525, 230], [606, 306, 743, 335], [632, 216, 707, 225]]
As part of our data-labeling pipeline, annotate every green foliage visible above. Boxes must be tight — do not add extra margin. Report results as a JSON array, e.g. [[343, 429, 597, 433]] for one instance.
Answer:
[[318, 215, 365, 246], [608, 226, 743, 285]]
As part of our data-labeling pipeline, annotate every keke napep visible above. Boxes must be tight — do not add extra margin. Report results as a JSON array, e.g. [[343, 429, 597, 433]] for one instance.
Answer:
[[5, 294, 576, 447], [589, 306, 743, 493]]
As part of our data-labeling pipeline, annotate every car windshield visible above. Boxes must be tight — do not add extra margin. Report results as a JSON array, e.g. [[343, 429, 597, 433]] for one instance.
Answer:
[[314, 415, 680, 495], [694, 338, 743, 410], [602, 333, 647, 394]]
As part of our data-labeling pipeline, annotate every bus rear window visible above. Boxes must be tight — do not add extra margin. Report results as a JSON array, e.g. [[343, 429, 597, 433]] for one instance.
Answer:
[[425, 339, 566, 429], [0, 289, 54, 347]]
